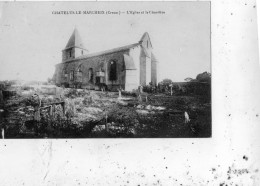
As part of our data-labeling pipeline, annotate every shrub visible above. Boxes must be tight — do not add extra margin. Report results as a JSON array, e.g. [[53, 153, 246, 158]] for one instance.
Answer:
[[21, 86, 33, 91], [143, 85, 154, 93], [196, 72, 211, 83], [64, 88, 77, 98], [107, 105, 138, 127], [64, 99, 76, 118], [159, 79, 173, 87], [121, 91, 138, 97]]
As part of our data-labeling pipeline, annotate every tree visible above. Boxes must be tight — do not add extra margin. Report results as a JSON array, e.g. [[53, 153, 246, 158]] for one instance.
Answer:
[[159, 78, 173, 86], [184, 77, 195, 82], [196, 72, 211, 83]]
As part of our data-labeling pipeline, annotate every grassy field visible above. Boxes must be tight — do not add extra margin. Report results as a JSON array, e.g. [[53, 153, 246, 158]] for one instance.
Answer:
[[0, 87, 211, 138]]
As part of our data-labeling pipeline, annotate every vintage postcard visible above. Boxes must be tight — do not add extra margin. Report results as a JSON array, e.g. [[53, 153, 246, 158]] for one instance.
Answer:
[[0, 1, 260, 186], [0, 1, 211, 138]]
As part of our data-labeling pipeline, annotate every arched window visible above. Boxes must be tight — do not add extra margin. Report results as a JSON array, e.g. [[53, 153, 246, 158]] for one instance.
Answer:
[[63, 68, 68, 80], [88, 68, 94, 83], [77, 64, 83, 73], [109, 60, 117, 81], [77, 64, 83, 82], [70, 70, 74, 81]]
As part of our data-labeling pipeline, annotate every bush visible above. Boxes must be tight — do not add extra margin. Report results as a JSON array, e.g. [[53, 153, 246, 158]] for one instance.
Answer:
[[21, 86, 33, 91], [143, 85, 154, 93], [159, 79, 173, 87], [108, 105, 138, 127], [121, 91, 138, 97], [64, 99, 76, 118], [82, 95, 94, 105], [64, 88, 78, 98], [196, 72, 211, 83]]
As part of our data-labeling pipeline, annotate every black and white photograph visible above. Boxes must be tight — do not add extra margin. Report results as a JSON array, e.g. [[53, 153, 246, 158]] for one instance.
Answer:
[[1, 1, 260, 186], [0, 1, 211, 138]]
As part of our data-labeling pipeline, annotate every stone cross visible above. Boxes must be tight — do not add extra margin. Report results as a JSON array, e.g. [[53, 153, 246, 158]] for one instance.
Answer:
[[169, 84, 173, 96], [138, 94, 142, 102], [105, 113, 108, 132], [118, 89, 122, 99], [139, 85, 143, 94]]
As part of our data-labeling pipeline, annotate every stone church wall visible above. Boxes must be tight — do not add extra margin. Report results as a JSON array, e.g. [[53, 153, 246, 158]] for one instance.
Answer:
[[125, 70, 138, 91], [55, 50, 130, 91], [55, 32, 158, 91], [139, 49, 147, 86], [151, 54, 158, 86], [128, 46, 141, 87]]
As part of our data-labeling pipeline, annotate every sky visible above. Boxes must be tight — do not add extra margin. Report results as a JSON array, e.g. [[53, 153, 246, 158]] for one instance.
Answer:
[[0, 1, 210, 82]]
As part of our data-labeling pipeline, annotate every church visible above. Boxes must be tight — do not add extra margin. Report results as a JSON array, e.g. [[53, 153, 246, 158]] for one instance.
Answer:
[[53, 28, 158, 91]]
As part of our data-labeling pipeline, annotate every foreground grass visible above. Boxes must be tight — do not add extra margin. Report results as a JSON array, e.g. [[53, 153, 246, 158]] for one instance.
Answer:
[[1, 89, 211, 138]]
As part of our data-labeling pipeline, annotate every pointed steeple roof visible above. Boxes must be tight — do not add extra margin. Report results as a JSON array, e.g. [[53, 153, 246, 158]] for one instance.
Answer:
[[65, 28, 86, 49], [139, 32, 153, 48], [140, 32, 149, 41]]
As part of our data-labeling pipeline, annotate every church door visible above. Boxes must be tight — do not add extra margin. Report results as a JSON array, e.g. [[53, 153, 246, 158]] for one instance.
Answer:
[[96, 77, 100, 84]]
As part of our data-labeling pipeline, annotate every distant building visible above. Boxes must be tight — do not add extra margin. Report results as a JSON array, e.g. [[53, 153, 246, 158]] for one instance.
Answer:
[[53, 28, 158, 91]]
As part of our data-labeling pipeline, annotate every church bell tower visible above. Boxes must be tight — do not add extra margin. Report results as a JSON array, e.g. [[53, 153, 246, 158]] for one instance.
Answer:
[[62, 28, 88, 62]]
